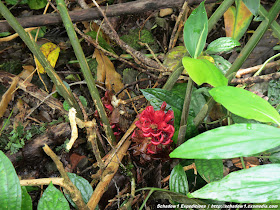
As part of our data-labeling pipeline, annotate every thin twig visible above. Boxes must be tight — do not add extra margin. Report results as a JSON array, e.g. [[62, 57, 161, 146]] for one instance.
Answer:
[[231, 72, 280, 84]]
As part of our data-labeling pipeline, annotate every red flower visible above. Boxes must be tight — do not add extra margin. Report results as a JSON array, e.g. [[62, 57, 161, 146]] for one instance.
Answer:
[[131, 102, 174, 156]]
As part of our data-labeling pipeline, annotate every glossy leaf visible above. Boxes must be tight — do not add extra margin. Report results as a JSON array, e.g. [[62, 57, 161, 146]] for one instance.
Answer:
[[37, 182, 69, 210], [242, 0, 260, 16], [210, 86, 280, 125], [170, 164, 189, 195], [0, 150, 21, 210], [64, 173, 93, 207], [206, 37, 240, 54], [224, 0, 253, 41], [170, 123, 280, 159], [190, 164, 280, 203], [212, 55, 232, 75], [141, 88, 183, 111], [21, 187, 32, 210], [182, 56, 228, 87], [195, 159, 223, 183], [183, 1, 208, 58]]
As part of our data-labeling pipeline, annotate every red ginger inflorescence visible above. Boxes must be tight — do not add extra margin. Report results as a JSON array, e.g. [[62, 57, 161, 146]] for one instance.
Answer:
[[131, 102, 174, 160]]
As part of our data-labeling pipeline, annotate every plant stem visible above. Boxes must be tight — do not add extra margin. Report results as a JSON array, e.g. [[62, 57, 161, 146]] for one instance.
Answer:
[[225, 0, 280, 77], [194, 0, 280, 127], [259, 5, 280, 40], [208, 0, 235, 33], [177, 79, 194, 146], [0, 1, 83, 119], [162, 64, 184, 91], [56, 0, 115, 144]]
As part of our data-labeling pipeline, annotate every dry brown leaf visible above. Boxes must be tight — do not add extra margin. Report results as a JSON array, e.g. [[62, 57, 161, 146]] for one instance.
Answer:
[[0, 76, 19, 118], [19, 65, 35, 82], [94, 49, 125, 98], [232, 157, 259, 169]]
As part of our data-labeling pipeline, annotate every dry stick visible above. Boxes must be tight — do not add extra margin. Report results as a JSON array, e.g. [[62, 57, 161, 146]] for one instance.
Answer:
[[43, 144, 89, 210], [91, 0, 164, 71], [231, 72, 280, 84], [168, 1, 189, 50], [74, 25, 159, 78], [85, 119, 106, 170], [20, 178, 72, 192], [87, 122, 136, 209], [235, 60, 280, 78]]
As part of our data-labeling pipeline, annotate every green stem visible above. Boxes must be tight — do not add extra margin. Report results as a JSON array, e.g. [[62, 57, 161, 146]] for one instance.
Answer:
[[225, 0, 280, 77], [194, 0, 280, 127], [254, 53, 280, 76], [240, 157, 246, 169], [139, 189, 155, 210], [0, 1, 83, 119], [208, 0, 235, 33], [162, 64, 184, 91], [177, 79, 193, 146], [259, 5, 280, 40], [56, 0, 115, 144]]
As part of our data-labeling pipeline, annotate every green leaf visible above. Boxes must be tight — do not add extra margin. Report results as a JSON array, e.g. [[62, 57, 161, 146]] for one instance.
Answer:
[[86, 31, 115, 53], [195, 159, 223, 183], [63, 101, 71, 111], [170, 123, 280, 159], [21, 187, 32, 210], [141, 88, 183, 111], [27, 0, 47, 9], [242, 0, 260, 16], [4, 0, 27, 5], [64, 173, 93, 208], [210, 86, 280, 125], [0, 150, 21, 210], [169, 164, 189, 195], [37, 182, 70, 210], [270, 152, 280, 164], [212, 55, 232, 75], [183, 1, 208, 58], [79, 96, 88, 108], [206, 37, 240, 54], [190, 164, 280, 203], [182, 57, 228, 87]]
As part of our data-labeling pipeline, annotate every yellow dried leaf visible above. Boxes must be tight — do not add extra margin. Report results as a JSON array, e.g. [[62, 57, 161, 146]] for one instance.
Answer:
[[94, 49, 125, 98], [35, 42, 60, 73]]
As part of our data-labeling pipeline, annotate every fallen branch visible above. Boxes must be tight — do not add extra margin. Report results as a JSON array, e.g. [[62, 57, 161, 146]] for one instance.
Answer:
[[0, 0, 218, 33], [231, 72, 280, 84]]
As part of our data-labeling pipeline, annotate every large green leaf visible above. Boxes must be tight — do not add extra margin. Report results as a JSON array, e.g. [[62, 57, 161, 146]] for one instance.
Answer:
[[195, 159, 223, 183], [210, 86, 280, 125], [189, 164, 280, 203], [37, 182, 70, 210], [182, 57, 228, 87], [183, 1, 208, 58], [64, 173, 93, 208], [0, 150, 21, 210], [21, 187, 32, 210], [170, 123, 280, 159], [206, 37, 240, 54], [242, 0, 260, 16], [170, 164, 189, 195]]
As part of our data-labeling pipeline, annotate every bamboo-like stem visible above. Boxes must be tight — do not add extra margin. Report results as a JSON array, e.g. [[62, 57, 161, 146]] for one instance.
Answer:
[[208, 0, 235, 33], [176, 79, 193, 146], [55, 0, 116, 144], [194, 0, 280, 127], [0, 1, 83, 119]]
